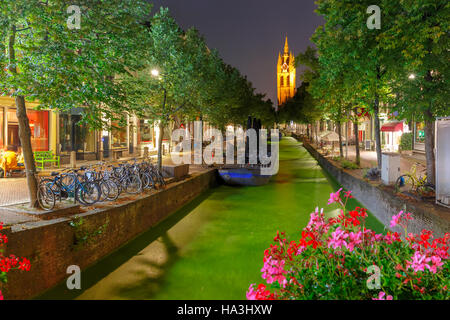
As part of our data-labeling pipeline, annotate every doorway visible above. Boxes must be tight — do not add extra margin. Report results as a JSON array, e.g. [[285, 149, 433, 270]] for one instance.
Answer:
[[7, 124, 20, 148]]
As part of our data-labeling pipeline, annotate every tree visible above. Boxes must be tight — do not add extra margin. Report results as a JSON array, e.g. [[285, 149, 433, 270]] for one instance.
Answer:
[[313, 0, 403, 170], [386, 0, 449, 185], [0, 0, 152, 207], [122, 8, 221, 169]]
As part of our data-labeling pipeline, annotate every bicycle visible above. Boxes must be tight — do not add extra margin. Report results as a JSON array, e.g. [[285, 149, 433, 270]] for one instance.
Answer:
[[37, 179, 56, 211], [395, 164, 436, 199], [39, 168, 101, 206]]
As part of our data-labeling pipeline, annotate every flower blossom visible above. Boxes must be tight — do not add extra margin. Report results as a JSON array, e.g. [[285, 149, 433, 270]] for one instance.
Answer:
[[328, 188, 343, 205], [372, 291, 393, 300], [328, 227, 348, 249], [246, 284, 274, 300], [390, 211, 413, 229], [261, 256, 288, 288], [347, 231, 363, 252]]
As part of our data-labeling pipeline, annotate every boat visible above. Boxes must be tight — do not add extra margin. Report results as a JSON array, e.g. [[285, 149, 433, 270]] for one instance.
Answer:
[[218, 165, 274, 186]]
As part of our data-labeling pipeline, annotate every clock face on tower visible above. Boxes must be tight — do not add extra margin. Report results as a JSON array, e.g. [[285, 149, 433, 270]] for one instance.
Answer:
[[282, 63, 288, 72]]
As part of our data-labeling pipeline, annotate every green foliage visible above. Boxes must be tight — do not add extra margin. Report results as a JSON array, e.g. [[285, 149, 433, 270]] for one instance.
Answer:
[[69, 216, 108, 250], [400, 132, 414, 151], [278, 82, 322, 125], [0, 0, 153, 129], [122, 7, 275, 130], [340, 159, 360, 170]]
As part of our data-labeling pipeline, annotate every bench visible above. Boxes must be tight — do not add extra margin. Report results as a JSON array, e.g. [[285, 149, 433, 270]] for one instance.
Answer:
[[34, 151, 60, 170]]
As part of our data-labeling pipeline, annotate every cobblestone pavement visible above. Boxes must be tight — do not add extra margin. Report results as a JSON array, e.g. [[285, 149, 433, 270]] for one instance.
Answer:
[[0, 178, 29, 207]]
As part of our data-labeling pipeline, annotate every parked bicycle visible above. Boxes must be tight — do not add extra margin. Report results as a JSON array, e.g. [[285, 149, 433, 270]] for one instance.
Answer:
[[395, 164, 436, 199], [37, 159, 167, 210]]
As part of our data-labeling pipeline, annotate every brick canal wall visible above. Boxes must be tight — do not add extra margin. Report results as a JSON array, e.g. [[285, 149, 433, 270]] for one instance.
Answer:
[[296, 135, 450, 238], [2, 169, 218, 300]]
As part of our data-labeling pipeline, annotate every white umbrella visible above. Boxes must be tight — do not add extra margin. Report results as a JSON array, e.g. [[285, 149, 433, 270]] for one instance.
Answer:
[[321, 132, 341, 142]]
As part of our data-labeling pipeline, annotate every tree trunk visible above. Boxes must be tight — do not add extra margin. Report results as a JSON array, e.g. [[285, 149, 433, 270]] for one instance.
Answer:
[[353, 113, 360, 167], [315, 121, 319, 144], [337, 120, 343, 158], [345, 121, 349, 159], [9, 25, 39, 208], [373, 94, 382, 170], [16, 96, 39, 208], [424, 108, 435, 185], [157, 121, 164, 171]]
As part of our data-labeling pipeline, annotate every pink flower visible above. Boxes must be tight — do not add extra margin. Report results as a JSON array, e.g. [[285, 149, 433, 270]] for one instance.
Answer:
[[328, 188, 343, 205], [0, 290, 3, 300], [306, 207, 328, 234], [406, 251, 431, 273], [390, 211, 413, 229], [427, 256, 444, 274], [328, 227, 348, 249], [261, 256, 288, 288], [347, 231, 363, 252], [246, 284, 274, 300], [246, 284, 257, 300], [373, 291, 393, 300]]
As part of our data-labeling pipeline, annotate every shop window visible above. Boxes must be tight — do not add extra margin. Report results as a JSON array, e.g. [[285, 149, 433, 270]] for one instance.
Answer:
[[7, 109, 49, 151], [415, 122, 425, 143], [111, 121, 127, 148], [138, 120, 153, 144], [59, 114, 96, 153], [0, 109, 3, 149]]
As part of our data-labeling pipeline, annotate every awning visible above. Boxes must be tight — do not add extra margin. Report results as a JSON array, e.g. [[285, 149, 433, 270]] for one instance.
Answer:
[[381, 122, 404, 132]]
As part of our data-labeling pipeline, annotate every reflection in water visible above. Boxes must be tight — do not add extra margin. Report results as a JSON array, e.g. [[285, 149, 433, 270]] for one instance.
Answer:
[[38, 138, 385, 300]]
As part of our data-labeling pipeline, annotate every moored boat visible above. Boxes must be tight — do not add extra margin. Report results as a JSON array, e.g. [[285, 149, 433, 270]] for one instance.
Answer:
[[218, 165, 274, 186]]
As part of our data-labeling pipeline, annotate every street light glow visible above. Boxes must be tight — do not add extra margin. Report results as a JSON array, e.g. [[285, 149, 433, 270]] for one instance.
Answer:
[[408, 74, 416, 80], [151, 69, 160, 77]]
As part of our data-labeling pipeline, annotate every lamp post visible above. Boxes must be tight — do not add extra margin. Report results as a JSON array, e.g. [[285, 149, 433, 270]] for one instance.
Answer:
[[151, 68, 167, 170]]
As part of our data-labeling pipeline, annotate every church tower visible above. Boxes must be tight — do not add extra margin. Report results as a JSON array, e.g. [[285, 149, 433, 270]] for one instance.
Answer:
[[277, 37, 296, 106]]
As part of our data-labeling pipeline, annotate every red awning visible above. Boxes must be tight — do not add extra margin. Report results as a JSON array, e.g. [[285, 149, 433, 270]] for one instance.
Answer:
[[381, 122, 404, 132]]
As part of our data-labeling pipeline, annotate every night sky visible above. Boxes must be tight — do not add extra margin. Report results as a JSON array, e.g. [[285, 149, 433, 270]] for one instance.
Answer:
[[150, 0, 324, 106]]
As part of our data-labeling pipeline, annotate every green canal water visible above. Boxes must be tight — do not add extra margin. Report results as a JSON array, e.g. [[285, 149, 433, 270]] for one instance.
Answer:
[[39, 137, 385, 300]]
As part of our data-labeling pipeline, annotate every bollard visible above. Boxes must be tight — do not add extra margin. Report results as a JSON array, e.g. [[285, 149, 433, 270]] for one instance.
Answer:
[[70, 151, 77, 168]]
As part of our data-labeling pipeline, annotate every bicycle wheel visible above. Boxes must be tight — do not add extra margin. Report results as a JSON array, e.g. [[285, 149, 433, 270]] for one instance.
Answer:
[[37, 184, 56, 211], [395, 175, 413, 190], [106, 180, 120, 201], [79, 182, 101, 205], [99, 180, 110, 202], [416, 183, 436, 199], [125, 175, 142, 194], [141, 173, 153, 190]]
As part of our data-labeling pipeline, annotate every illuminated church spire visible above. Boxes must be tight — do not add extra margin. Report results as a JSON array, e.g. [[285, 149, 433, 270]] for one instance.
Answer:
[[277, 36, 296, 106]]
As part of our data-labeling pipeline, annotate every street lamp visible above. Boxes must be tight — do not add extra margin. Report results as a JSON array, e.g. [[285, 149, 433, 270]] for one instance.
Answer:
[[408, 74, 416, 80], [151, 69, 160, 77]]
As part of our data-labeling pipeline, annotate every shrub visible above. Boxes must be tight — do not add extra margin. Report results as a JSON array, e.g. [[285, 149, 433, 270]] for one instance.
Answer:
[[340, 159, 360, 170], [247, 190, 449, 300], [400, 133, 414, 151], [0, 222, 31, 300], [364, 168, 381, 181]]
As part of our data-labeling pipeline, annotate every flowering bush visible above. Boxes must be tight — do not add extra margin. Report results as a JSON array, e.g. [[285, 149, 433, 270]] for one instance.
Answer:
[[0, 222, 31, 300], [247, 189, 449, 300]]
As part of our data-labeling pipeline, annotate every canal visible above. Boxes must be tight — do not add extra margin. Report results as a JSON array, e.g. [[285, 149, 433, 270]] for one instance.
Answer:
[[39, 137, 385, 300]]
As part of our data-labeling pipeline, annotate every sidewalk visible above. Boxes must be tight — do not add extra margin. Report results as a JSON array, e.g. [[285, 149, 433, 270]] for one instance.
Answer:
[[0, 152, 201, 208], [313, 143, 427, 175]]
